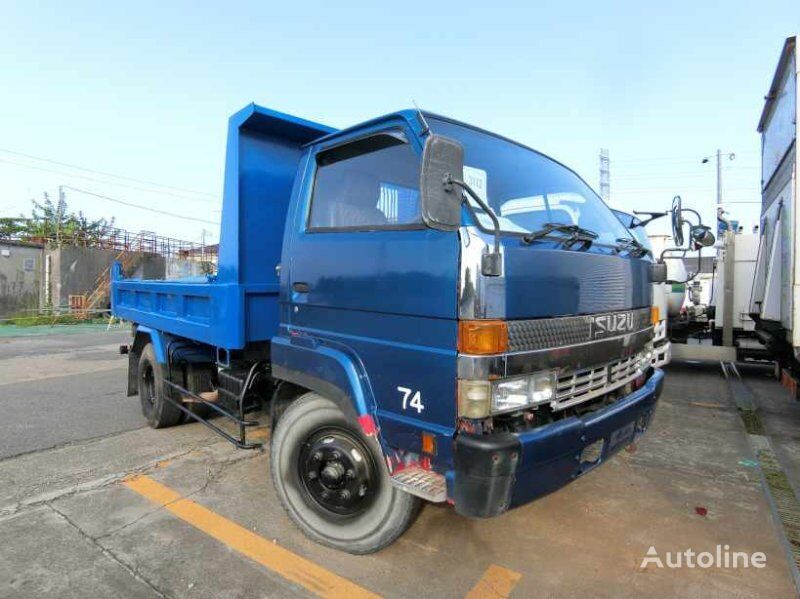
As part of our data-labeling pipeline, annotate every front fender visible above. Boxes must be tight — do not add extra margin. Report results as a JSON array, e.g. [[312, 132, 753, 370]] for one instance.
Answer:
[[270, 334, 376, 424]]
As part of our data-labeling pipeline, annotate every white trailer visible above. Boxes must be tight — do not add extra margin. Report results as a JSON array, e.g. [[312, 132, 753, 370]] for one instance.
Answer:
[[750, 36, 799, 366]]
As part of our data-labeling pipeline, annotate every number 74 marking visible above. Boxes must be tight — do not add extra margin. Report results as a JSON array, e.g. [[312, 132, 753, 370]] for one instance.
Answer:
[[397, 386, 425, 413]]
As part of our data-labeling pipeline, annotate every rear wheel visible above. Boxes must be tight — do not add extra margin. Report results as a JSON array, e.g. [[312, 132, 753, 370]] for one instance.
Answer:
[[138, 343, 182, 429], [270, 393, 420, 554]]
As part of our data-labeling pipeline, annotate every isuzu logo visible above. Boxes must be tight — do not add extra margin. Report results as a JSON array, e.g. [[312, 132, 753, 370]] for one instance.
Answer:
[[590, 312, 635, 339]]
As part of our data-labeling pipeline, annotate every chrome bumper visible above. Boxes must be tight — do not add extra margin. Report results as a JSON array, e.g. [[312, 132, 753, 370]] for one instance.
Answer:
[[652, 339, 671, 368]]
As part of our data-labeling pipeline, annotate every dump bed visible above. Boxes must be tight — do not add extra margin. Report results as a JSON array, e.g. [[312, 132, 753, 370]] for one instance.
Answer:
[[111, 104, 334, 349]]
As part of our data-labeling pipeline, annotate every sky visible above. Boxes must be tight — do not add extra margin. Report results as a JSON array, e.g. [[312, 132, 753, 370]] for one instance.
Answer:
[[0, 1, 797, 245]]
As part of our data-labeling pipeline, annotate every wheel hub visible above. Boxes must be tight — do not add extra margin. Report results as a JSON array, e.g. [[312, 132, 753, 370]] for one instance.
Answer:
[[298, 428, 377, 516]]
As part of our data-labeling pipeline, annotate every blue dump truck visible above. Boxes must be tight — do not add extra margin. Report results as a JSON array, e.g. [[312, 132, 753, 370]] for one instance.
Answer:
[[112, 103, 670, 554]]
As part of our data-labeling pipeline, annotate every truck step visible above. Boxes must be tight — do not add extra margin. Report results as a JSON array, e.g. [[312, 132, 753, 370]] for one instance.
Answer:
[[391, 466, 447, 503]]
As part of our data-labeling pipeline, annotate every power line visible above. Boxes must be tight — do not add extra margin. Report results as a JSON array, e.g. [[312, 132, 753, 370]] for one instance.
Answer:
[[611, 151, 758, 165], [62, 186, 220, 225], [613, 171, 757, 181], [613, 187, 757, 194], [0, 148, 217, 198], [0, 157, 219, 204]]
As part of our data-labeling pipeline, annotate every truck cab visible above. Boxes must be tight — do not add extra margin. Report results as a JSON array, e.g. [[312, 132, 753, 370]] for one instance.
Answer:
[[112, 104, 664, 553]]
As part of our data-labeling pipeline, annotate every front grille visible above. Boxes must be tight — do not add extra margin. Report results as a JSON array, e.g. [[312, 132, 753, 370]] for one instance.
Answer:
[[507, 308, 652, 353], [554, 352, 645, 410]]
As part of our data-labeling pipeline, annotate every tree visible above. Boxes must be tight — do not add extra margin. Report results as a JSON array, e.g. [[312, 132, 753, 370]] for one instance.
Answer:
[[13, 193, 115, 245], [0, 218, 25, 239]]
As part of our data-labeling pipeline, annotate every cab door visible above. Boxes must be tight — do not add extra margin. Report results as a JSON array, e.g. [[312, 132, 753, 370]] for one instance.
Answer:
[[284, 124, 459, 430]]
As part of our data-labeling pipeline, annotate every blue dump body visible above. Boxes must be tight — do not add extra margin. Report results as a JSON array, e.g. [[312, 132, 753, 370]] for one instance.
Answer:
[[112, 103, 663, 550], [113, 105, 335, 349]]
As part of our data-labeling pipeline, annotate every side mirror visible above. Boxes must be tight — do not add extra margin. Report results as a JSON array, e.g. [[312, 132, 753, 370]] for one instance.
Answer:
[[690, 225, 715, 248], [420, 135, 464, 231], [670, 195, 684, 246]]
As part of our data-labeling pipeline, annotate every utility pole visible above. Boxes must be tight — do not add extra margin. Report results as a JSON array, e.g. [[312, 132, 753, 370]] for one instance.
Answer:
[[702, 150, 735, 228], [57, 185, 64, 246], [702, 150, 736, 346], [715, 149, 722, 210], [599, 148, 610, 204]]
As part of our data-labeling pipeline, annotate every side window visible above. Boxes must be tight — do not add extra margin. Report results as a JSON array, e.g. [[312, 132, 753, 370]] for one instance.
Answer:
[[308, 132, 421, 230]]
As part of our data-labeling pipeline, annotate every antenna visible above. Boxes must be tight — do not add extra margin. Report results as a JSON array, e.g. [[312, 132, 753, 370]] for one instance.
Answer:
[[412, 100, 430, 136]]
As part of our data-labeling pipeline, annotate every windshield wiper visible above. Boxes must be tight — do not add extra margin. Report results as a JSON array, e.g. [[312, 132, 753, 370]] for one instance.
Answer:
[[522, 222, 599, 250], [614, 237, 651, 258]]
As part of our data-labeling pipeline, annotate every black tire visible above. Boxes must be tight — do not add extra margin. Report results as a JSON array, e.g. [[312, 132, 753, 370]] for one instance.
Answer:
[[270, 393, 420, 554], [137, 343, 182, 429]]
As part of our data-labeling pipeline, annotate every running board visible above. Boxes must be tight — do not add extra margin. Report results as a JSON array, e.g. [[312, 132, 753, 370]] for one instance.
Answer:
[[391, 466, 447, 502]]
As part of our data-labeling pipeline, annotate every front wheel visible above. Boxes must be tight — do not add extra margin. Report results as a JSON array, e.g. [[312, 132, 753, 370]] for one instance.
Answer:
[[270, 393, 420, 554]]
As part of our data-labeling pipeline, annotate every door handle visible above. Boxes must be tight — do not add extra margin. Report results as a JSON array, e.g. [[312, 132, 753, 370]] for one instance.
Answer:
[[292, 282, 310, 293]]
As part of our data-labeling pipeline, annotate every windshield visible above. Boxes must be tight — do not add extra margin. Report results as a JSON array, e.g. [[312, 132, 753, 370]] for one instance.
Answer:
[[429, 118, 630, 245], [611, 209, 654, 251], [628, 224, 653, 251]]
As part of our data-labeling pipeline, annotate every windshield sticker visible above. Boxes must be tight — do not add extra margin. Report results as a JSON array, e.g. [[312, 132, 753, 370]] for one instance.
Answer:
[[463, 166, 488, 203]]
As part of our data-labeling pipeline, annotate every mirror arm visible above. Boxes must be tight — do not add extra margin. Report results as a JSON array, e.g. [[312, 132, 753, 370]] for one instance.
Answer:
[[658, 246, 702, 284], [445, 175, 500, 254], [682, 208, 701, 222], [632, 210, 667, 228], [445, 174, 503, 276]]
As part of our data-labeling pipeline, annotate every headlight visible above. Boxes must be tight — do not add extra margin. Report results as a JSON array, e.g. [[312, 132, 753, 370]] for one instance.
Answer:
[[492, 377, 530, 412], [638, 345, 654, 371], [457, 371, 557, 419], [492, 371, 556, 413]]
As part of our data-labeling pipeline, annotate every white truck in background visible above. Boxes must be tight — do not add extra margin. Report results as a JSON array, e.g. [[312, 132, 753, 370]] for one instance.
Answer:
[[749, 36, 799, 376]]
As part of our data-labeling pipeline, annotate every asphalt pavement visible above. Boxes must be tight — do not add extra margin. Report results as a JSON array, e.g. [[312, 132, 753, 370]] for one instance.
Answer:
[[1, 329, 799, 597], [0, 328, 142, 459]]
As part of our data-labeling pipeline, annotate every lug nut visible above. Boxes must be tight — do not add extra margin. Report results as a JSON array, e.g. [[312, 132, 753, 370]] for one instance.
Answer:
[[312, 451, 323, 461], [345, 469, 355, 479], [307, 470, 318, 480], [340, 489, 351, 500], [331, 450, 342, 460]]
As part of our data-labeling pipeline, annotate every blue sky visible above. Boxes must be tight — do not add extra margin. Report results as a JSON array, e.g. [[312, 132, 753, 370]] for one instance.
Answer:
[[0, 1, 796, 243]]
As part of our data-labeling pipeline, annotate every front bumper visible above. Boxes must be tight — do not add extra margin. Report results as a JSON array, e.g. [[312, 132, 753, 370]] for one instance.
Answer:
[[452, 368, 664, 517]]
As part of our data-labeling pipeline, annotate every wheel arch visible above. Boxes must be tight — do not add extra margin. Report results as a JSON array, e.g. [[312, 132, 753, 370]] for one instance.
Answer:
[[127, 325, 169, 396], [270, 336, 379, 437]]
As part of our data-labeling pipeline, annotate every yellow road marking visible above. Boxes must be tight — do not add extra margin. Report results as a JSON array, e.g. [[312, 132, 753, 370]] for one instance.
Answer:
[[123, 474, 379, 599], [465, 564, 522, 598]]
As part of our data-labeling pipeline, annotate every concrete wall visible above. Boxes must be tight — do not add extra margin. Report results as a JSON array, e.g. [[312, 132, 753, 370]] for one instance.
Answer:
[[166, 256, 206, 279], [0, 241, 43, 318], [0, 244, 205, 316], [47, 247, 166, 309]]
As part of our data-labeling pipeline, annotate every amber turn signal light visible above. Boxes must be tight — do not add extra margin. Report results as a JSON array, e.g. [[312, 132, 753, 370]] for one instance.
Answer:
[[458, 320, 508, 355], [421, 432, 436, 455], [650, 306, 660, 326]]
